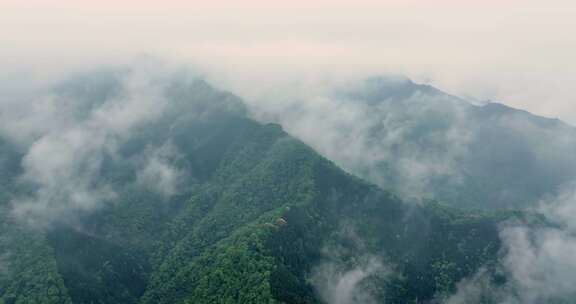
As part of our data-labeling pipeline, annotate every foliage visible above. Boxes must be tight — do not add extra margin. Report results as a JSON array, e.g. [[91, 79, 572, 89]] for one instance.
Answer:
[[0, 72, 531, 303]]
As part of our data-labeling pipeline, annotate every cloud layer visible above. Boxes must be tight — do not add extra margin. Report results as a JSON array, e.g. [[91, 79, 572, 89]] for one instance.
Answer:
[[0, 63, 188, 228], [2, 0, 576, 122], [447, 183, 576, 303]]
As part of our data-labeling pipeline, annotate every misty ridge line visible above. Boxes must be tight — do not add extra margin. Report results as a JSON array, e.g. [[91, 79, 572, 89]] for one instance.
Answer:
[[0, 63, 535, 220], [211, 67, 576, 303], [1, 62, 576, 303], [208, 66, 576, 303], [226, 72, 576, 208]]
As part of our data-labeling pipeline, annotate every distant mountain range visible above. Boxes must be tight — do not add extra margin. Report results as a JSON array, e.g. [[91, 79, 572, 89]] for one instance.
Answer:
[[250, 75, 576, 209], [0, 67, 571, 303]]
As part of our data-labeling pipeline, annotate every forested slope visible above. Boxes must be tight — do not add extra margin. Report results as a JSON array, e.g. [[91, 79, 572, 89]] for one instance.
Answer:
[[247, 76, 576, 210], [0, 69, 529, 303]]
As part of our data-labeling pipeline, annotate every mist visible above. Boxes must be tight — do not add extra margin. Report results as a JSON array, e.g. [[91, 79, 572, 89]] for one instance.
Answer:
[[3, 0, 576, 123], [2, 1, 576, 303], [501, 184, 576, 303], [0, 62, 205, 228], [2, 58, 576, 302], [311, 225, 393, 304], [206, 72, 576, 210], [222, 75, 473, 202]]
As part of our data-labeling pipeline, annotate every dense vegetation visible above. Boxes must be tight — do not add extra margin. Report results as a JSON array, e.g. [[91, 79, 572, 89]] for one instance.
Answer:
[[268, 76, 576, 210], [0, 69, 550, 303]]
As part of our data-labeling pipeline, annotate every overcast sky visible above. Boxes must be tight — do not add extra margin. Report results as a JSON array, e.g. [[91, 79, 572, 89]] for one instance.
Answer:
[[2, 0, 575, 123]]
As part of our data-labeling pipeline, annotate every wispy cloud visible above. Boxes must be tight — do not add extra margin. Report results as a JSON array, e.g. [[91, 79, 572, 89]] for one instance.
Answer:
[[1, 62, 179, 228], [499, 184, 576, 303], [311, 225, 393, 304], [227, 76, 473, 202], [136, 142, 186, 197], [447, 183, 576, 303]]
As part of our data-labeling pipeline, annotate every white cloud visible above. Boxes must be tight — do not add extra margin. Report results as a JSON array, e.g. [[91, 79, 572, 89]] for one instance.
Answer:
[[2, 1, 576, 123], [312, 256, 386, 304], [4, 63, 174, 228], [225, 76, 472, 201], [136, 143, 184, 197], [447, 183, 576, 304], [311, 225, 393, 304], [499, 184, 576, 303]]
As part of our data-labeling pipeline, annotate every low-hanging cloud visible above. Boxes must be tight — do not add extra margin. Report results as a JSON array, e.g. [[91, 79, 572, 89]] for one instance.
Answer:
[[219, 75, 473, 202], [0, 62, 187, 228], [312, 256, 386, 304], [499, 183, 576, 303], [136, 142, 186, 198], [446, 182, 576, 304], [1, 60, 576, 303], [311, 225, 393, 304], [210, 72, 576, 209], [208, 71, 576, 302]]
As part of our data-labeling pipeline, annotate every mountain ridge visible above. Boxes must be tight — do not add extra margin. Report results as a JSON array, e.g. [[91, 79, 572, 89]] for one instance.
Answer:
[[0, 68, 567, 303], [245, 75, 576, 209]]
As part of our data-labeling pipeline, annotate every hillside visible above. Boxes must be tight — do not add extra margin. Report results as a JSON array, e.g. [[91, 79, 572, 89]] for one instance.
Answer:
[[0, 69, 544, 303], [245, 76, 576, 209]]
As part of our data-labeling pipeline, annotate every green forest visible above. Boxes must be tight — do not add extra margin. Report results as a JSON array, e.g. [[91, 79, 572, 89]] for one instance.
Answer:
[[0, 69, 573, 304]]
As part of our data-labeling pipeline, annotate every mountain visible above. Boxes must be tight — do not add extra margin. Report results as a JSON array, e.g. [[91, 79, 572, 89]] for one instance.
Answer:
[[247, 76, 576, 209], [0, 68, 531, 304]]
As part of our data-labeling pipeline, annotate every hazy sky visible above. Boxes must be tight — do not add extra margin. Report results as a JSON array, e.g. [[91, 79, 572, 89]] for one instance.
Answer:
[[2, 0, 576, 123]]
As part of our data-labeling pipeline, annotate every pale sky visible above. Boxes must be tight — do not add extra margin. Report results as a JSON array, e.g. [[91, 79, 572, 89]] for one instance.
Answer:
[[2, 0, 576, 123]]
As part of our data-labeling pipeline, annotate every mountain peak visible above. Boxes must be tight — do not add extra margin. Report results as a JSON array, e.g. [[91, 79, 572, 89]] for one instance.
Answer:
[[336, 75, 457, 105]]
